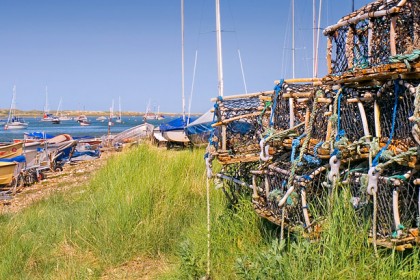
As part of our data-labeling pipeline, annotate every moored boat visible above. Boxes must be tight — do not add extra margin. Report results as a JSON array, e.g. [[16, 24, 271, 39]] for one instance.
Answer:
[[4, 86, 28, 130]]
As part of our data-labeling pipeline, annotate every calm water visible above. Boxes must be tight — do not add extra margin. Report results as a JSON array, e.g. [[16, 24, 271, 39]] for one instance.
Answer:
[[0, 116, 172, 143]]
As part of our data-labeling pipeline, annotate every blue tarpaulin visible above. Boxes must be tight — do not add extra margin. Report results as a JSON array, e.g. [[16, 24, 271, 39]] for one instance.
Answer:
[[159, 116, 196, 132], [0, 155, 26, 163], [24, 132, 54, 139]]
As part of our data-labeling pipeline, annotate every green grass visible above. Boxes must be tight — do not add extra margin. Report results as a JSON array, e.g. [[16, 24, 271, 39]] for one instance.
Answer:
[[0, 144, 419, 279]]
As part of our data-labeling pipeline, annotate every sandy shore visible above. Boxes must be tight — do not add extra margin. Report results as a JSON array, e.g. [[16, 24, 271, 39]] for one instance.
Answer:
[[0, 149, 113, 214]]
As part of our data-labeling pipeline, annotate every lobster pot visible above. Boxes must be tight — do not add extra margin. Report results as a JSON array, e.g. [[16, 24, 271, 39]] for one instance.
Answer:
[[340, 88, 376, 142], [307, 97, 331, 156], [218, 162, 260, 204], [272, 83, 311, 133], [348, 166, 419, 239], [324, 0, 420, 75], [377, 80, 417, 152], [252, 160, 330, 231], [213, 95, 269, 162]]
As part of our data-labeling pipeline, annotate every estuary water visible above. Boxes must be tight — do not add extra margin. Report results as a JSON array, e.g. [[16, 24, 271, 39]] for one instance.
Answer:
[[0, 116, 171, 143]]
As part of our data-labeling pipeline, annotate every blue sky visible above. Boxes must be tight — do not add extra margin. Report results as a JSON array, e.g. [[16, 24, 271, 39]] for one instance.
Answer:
[[0, 0, 371, 114]]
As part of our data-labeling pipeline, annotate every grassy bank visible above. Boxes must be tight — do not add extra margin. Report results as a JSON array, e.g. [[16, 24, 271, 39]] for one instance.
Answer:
[[0, 144, 419, 279]]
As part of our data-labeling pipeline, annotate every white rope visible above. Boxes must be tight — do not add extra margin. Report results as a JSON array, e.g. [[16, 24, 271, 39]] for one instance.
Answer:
[[372, 188, 379, 258], [237, 49, 248, 94], [206, 176, 211, 277], [187, 50, 198, 121]]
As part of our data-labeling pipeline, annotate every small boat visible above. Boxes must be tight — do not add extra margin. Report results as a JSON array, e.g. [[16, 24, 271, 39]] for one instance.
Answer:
[[0, 161, 17, 186], [96, 116, 107, 122], [153, 127, 168, 146], [41, 86, 55, 122], [52, 117, 61, 124], [0, 155, 26, 193], [0, 142, 23, 159], [76, 115, 88, 123], [160, 116, 196, 144], [4, 86, 28, 130], [111, 123, 154, 145], [58, 115, 73, 121], [79, 120, 91, 126]]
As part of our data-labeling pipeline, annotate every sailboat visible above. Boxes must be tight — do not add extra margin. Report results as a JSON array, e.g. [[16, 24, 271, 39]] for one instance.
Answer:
[[41, 86, 55, 122], [159, 0, 195, 146], [56, 98, 72, 121], [156, 105, 165, 120], [143, 99, 156, 120], [115, 96, 122, 123], [4, 86, 29, 130]]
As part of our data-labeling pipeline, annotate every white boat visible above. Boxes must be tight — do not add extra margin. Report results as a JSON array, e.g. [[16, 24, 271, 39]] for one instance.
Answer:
[[143, 99, 157, 120], [4, 86, 28, 130], [96, 116, 107, 121], [76, 115, 88, 122], [111, 123, 154, 145], [79, 120, 91, 126], [156, 105, 165, 120]]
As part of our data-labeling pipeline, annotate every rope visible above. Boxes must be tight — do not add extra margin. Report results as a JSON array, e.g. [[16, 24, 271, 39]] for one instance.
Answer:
[[372, 80, 400, 167], [372, 188, 379, 258], [280, 90, 323, 206], [206, 177, 211, 278], [270, 80, 284, 127], [291, 133, 307, 162], [412, 85, 420, 145], [389, 49, 420, 70]]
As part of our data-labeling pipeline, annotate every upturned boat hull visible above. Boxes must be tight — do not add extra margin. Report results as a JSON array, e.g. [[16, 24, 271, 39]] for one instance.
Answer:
[[162, 129, 190, 143], [0, 162, 17, 185], [0, 142, 23, 159]]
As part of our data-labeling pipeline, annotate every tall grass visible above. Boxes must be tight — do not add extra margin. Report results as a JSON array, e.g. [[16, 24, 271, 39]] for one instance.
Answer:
[[0, 144, 227, 279], [0, 144, 418, 279]]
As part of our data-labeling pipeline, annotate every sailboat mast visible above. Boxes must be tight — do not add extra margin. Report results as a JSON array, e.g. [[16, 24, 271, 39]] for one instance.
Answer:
[[44, 86, 49, 114], [181, 0, 186, 121], [119, 96, 122, 119], [215, 0, 224, 97], [6, 86, 16, 124], [313, 0, 316, 77], [56, 97, 62, 116], [292, 0, 295, 79]]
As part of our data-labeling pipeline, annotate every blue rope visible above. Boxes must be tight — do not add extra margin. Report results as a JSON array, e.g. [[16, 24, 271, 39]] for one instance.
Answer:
[[270, 79, 284, 127], [372, 80, 400, 167], [291, 133, 306, 162], [303, 154, 320, 165]]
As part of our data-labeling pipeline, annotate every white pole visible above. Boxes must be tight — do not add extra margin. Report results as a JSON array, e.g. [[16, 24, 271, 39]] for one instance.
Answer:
[[181, 0, 186, 121], [292, 0, 295, 79], [315, 0, 323, 78], [216, 0, 224, 97]]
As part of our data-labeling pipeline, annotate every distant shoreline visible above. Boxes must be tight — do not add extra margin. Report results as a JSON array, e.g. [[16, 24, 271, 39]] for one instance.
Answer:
[[0, 109, 202, 118]]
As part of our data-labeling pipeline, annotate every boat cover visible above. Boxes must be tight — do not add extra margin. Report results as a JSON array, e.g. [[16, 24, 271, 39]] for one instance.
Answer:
[[159, 116, 196, 132], [24, 132, 54, 139], [0, 155, 26, 163], [185, 110, 213, 136]]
